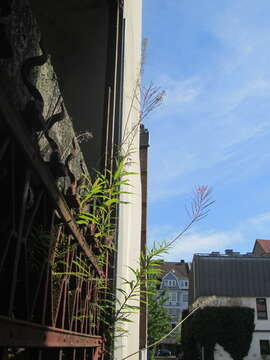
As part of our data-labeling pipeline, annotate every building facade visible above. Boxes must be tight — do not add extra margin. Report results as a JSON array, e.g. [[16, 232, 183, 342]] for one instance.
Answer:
[[159, 261, 189, 344], [189, 252, 270, 360], [0, 0, 143, 359]]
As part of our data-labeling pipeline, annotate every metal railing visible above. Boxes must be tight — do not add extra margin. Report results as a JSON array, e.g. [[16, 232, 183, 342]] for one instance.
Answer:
[[0, 82, 107, 360]]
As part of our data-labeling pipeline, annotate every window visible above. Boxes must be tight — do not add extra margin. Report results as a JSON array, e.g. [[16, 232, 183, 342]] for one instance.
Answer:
[[168, 293, 177, 304], [257, 298, 268, 320], [167, 309, 178, 320], [260, 340, 270, 355], [181, 280, 188, 288], [163, 279, 176, 287], [183, 294, 188, 303]]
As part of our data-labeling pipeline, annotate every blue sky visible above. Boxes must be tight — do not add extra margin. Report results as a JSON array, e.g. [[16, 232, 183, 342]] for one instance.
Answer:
[[142, 0, 270, 261]]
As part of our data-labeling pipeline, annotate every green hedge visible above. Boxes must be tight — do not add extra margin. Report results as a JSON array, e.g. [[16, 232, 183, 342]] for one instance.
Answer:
[[181, 306, 254, 360]]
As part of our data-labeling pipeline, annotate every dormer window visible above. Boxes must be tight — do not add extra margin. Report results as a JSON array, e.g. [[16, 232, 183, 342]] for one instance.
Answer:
[[169, 280, 176, 287], [181, 280, 188, 288], [163, 279, 176, 287]]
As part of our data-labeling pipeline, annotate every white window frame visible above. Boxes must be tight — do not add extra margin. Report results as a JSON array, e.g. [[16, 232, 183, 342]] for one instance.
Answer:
[[181, 280, 189, 288], [163, 279, 176, 287], [183, 294, 188, 303], [168, 292, 177, 304]]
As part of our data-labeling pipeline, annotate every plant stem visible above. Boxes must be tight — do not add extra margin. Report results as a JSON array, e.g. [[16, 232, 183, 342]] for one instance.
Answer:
[[119, 306, 200, 360], [114, 278, 140, 323]]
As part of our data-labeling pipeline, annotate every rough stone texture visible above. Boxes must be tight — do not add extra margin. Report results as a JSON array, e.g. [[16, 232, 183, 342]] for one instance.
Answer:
[[0, 0, 89, 193]]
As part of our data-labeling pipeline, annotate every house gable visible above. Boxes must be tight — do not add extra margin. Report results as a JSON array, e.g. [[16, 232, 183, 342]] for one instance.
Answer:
[[253, 239, 270, 255], [161, 272, 179, 290]]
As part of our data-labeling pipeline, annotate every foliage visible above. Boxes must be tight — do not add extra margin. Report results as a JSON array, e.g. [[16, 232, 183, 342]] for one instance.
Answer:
[[181, 309, 200, 360], [100, 242, 170, 354], [29, 180, 213, 360], [181, 306, 255, 360], [113, 186, 213, 360], [167, 185, 214, 248], [77, 156, 133, 241], [147, 286, 172, 359]]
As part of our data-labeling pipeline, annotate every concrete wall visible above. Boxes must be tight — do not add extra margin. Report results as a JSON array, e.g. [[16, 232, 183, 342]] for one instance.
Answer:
[[114, 0, 142, 359], [31, 0, 110, 171], [0, 0, 90, 188]]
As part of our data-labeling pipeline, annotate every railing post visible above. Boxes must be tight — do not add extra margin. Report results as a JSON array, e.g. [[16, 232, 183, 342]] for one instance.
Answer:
[[93, 346, 103, 360]]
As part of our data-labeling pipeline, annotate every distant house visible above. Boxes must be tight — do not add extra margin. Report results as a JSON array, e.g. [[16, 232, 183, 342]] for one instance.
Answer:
[[159, 261, 189, 344], [253, 239, 270, 255], [189, 251, 270, 360]]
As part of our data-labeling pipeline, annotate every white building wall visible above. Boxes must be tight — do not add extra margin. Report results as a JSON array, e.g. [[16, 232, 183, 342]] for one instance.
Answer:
[[195, 297, 270, 360], [214, 334, 270, 360], [114, 1, 142, 359]]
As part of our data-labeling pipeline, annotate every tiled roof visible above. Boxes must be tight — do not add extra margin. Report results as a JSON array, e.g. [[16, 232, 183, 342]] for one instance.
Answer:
[[255, 239, 270, 254], [160, 261, 189, 279]]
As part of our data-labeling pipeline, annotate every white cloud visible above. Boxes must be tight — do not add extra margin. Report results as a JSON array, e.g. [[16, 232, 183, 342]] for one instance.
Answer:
[[155, 75, 201, 113], [163, 230, 244, 261], [219, 78, 270, 114], [242, 212, 270, 234], [148, 210, 270, 261], [148, 36, 270, 203], [148, 223, 175, 245], [148, 113, 270, 202]]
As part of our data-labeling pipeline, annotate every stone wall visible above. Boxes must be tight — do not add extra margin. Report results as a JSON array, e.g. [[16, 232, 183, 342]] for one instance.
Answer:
[[0, 0, 88, 193]]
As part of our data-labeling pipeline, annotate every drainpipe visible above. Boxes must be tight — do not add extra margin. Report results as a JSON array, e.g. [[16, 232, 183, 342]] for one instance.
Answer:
[[139, 124, 149, 358]]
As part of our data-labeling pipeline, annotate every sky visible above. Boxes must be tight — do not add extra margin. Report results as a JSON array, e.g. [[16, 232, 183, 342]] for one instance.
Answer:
[[142, 0, 270, 261]]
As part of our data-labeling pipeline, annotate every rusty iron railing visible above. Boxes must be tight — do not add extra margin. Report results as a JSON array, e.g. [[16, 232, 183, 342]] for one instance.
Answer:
[[0, 81, 109, 360]]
